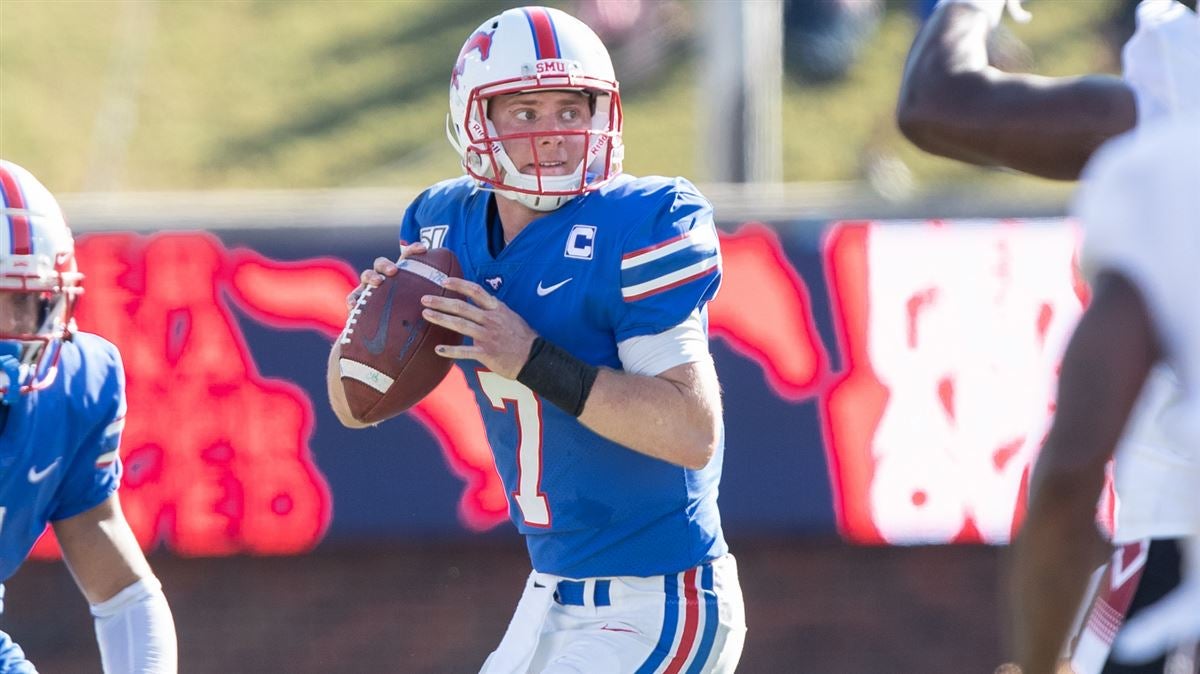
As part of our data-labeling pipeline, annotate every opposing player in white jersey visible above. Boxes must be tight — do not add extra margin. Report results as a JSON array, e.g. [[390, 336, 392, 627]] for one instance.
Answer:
[[0, 160, 177, 673], [327, 6, 746, 672], [896, 1, 1200, 671], [1015, 120, 1200, 674]]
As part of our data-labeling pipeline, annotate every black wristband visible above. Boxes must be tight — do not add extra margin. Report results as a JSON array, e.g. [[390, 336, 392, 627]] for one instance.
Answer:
[[516, 337, 599, 417]]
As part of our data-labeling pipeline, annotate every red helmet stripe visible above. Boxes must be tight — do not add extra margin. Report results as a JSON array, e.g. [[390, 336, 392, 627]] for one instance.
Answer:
[[0, 165, 32, 255], [523, 7, 561, 60]]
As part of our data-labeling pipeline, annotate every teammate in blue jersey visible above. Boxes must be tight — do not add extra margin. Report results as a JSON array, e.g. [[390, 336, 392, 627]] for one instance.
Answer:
[[0, 160, 176, 673], [327, 6, 746, 672]]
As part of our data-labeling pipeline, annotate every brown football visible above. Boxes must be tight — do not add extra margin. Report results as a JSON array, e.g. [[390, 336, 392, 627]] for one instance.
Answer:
[[337, 248, 464, 424]]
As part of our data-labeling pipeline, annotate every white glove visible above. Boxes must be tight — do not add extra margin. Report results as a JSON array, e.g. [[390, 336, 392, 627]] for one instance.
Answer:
[[937, 0, 1032, 28]]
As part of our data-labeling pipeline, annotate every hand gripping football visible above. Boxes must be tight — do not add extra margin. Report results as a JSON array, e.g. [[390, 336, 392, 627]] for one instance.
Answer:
[[337, 248, 464, 424]]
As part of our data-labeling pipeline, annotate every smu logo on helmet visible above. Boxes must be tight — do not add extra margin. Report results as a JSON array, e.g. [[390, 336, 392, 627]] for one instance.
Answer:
[[451, 29, 496, 88], [535, 60, 571, 75]]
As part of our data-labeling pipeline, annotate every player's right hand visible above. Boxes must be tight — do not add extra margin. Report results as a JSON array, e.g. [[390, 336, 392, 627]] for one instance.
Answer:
[[346, 242, 429, 309]]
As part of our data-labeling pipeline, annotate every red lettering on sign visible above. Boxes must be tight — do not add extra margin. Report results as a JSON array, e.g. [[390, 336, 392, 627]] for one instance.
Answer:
[[29, 223, 832, 551], [819, 221, 1085, 545], [710, 223, 826, 398], [33, 232, 339, 558], [409, 371, 510, 530], [820, 223, 889, 543]]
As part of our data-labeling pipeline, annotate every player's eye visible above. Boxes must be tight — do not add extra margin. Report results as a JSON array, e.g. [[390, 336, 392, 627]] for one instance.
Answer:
[[514, 109, 536, 122], [560, 108, 580, 123]]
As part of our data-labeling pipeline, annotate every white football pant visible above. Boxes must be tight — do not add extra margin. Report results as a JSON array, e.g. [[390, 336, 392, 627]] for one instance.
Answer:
[[480, 554, 746, 674]]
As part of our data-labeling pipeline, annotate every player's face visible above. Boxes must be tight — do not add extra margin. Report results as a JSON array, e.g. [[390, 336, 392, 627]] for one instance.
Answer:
[[0, 291, 41, 335], [488, 91, 592, 177]]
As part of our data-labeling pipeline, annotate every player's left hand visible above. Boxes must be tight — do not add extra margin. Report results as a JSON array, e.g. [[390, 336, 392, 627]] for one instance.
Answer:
[[421, 277, 536, 379]]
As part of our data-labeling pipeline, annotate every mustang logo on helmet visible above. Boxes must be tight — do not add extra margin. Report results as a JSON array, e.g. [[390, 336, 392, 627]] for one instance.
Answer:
[[451, 29, 495, 89]]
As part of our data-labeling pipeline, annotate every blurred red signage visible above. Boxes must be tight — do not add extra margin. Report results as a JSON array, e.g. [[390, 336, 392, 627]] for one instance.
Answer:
[[29, 219, 1085, 557]]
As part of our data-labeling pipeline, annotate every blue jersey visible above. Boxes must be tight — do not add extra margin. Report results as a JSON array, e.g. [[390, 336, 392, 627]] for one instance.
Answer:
[[400, 174, 727, 578], [0, 333, 125, 582]]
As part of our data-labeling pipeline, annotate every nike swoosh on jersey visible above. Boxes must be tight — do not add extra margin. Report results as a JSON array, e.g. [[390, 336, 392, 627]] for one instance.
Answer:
[[363, 281, 400, 355], [536, 278, 573, 296], [28, 458, 61, 483]]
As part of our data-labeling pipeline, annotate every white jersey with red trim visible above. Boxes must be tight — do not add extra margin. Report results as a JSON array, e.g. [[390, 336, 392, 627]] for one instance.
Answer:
[[1097, 0, 1200, 542], [1077, 120, 1200, 542]]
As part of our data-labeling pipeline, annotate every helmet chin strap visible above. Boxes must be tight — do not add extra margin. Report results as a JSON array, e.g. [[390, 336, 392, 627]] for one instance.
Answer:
[[494, 186, 575, 212], [448, 114, 576, 212], [490, 142, 589, 212]]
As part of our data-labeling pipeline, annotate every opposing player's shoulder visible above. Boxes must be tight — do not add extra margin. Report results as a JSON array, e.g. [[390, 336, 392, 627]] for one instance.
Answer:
[[1122, 0, 1200, 123], [1130, 0, 1197, 33], [1077, 119, 1200, 225], [1077, 120, 1200, 302]]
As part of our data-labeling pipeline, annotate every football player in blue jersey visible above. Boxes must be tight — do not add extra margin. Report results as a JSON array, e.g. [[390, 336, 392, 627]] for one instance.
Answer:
[[327, 5, 746, 672], [0, 160, 176, 673]]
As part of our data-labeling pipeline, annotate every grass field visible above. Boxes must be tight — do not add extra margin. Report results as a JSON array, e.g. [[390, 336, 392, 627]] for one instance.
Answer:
[[1, 0, 1121, 193]]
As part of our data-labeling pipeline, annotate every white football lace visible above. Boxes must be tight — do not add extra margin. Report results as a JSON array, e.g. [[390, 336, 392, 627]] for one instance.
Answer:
[[338, 286, 373, 345]]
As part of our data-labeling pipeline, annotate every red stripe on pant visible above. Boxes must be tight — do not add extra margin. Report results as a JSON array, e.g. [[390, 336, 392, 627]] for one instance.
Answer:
[[663, 568, 701, 674]]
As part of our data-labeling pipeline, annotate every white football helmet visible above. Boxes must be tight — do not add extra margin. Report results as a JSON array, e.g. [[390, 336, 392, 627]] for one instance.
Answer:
[[447, 5, 624, 212], [0, 159, 82, 398]]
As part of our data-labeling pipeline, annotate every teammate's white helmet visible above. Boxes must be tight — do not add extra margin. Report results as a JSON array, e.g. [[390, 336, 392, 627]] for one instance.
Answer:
[[447, 5, 624, 212], [0, 160, 82, 398]]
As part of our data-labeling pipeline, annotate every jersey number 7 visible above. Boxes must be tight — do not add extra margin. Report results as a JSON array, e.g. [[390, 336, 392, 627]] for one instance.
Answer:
[[477, 373, 551, 527]]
